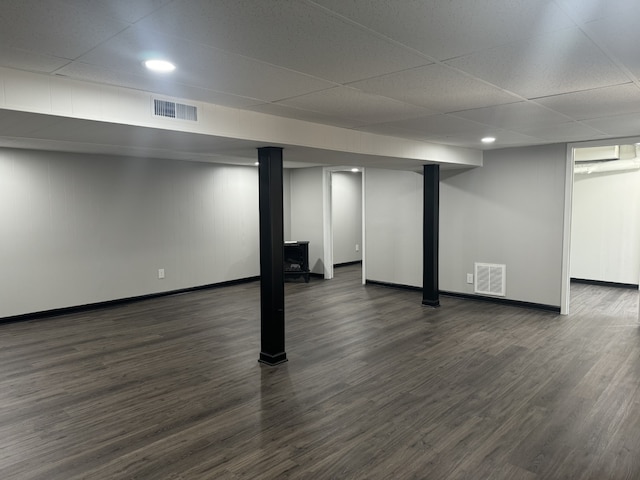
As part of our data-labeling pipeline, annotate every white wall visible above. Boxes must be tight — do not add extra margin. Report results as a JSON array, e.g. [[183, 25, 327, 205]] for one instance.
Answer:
[[283, 168, 292, 240], [331, 171, 362, 265], [0, 148, 260, 318], [289, 167, 325, 274], [570, 168, 640, 284], [365, 168, 423, 287], [440, 144, 567, 306]]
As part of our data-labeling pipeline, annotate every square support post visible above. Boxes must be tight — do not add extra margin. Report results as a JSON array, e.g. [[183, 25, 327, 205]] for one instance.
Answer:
[[258, 147, 287, 365], [423, 164, 440, 307]]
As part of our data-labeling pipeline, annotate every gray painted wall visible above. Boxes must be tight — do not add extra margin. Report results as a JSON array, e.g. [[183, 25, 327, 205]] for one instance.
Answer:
[[283, 168, 292, 240], [363, 145, 566, 307], [331, 171, 362, 265], [2, 143, 569, 317], [570, 168, 640, 284], [365, 168, 423, 287], [440, 144, 566, 306], [0, 148, 260, 318], [289, 167, 325, 274]]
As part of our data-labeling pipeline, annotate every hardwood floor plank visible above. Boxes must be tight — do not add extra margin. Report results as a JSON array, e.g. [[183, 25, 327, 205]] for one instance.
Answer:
[[0, 268, 639, 478]]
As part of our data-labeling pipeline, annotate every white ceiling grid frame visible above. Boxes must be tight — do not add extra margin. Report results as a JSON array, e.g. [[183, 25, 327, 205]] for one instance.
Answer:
[[135, 0, 432, 84], [346, 64, 523, 113], [444, 27, 632, 100], [58, 29, 338, 103], [451, 101, 575, 130], [0, 0, 130, 59], [278, 86, 435, 125], [2, 0, 640, 155], [534, 84, 640, 120], [307, 0, 576, 61]]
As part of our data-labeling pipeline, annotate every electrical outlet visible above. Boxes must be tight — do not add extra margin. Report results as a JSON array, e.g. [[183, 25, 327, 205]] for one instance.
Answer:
[[466, 273, 473, 284], [355, 244, 360, 252], [158, 268, 165, 279]]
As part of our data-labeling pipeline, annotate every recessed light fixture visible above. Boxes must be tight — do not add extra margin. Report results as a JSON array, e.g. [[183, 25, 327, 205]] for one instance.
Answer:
[[351, 168, 359, 172], [254, 161, 260, 166], [481, 136, 496, 144], [144, 59, 176, 73]]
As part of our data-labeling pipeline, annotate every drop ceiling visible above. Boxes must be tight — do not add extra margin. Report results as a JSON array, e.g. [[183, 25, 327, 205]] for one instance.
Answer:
[[2, 0, 640, 166]]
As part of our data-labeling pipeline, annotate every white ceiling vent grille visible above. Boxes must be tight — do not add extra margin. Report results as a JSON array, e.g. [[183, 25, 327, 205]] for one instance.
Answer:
[[153, 98, 198, 121], [474, 263, 506, 297]]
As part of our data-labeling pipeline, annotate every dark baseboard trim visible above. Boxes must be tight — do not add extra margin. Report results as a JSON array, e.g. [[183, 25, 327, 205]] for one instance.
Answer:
[[365, 279, 422, 292], [365, 280, 560, 313], [571, 278, 639, 289], [334, 261, 363, 268], [1, 276, 260, 324], [440, 291, 561, 313]]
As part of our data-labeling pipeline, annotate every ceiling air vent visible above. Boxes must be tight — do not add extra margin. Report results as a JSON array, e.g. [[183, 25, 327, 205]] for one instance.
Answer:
[[153, 98, 198, 121], [474, 262, 506, 297]]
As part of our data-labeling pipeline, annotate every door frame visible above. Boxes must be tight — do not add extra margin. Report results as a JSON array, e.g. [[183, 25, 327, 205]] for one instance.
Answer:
[[561, 135, 640, 315], [322, 166, 366, 284]]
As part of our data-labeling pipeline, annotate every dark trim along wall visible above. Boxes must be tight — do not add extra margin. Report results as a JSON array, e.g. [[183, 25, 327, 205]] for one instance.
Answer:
[[1, 276, 260, 324], [365, 280, 561, 313], [571, 278, 639, 290]]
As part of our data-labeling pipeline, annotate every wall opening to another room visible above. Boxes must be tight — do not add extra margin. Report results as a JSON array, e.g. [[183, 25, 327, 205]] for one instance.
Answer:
[[563, 140, 640, 320]]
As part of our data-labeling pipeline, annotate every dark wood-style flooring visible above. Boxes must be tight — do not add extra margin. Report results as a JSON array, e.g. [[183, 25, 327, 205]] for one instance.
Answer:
[[1, 265, 639, 479]]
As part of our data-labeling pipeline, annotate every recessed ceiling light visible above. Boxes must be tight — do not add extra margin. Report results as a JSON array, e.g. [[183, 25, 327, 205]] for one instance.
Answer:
[[481, 137, 496, 144], [144, 59, 176, 73], [351, 168, 359, 172], [254, 162, 260, 166]]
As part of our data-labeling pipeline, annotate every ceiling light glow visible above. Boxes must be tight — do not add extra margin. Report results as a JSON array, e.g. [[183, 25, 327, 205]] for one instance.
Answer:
[[351, 168, 359, 172], [481, 136, 496, 144], [144, 59, 176, 73]]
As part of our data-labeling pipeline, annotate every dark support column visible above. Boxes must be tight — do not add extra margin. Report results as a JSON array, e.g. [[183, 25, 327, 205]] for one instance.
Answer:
[[257, 147, 287, 366], [423, 164, 440, 307]]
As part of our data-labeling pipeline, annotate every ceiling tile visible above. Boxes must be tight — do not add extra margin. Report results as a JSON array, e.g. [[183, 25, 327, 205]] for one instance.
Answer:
[[378, 114, 496, 137], [433, 131, 547, 149], [55, 63, 265, 108], [0, 46, 70, 74], [583, 113, 640, 137], [0, 0, 129, 59], [242, 103, 362, 128], [312, 0, 575, 60], [534, 84, 640, 120], [585, 16, 640, 80], [518, 122, 608, 142], [452, 102, 573, 129], [279, 87, 434, 125], [445, 27, 631, 99], [351, 123, 431, 140], [137, 0, 430, 83], [67, 27, 336, 102], [353, 122, 542, 149], [56, 0, 174, 23], [555, 0, 640, 24], [348, 64, 521, 112]]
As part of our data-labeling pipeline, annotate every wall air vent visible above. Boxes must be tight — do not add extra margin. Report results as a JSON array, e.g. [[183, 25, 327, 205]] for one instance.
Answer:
[[474, 262, 506, 297], [153, 98, 198, 121]]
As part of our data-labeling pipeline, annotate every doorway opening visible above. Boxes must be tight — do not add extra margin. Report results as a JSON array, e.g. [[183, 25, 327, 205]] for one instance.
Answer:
[[322, 167, 365, 285], [562, 139, 640, 320]]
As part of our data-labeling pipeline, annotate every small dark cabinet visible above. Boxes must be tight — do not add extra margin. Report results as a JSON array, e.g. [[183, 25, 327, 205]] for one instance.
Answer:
[[284, 241, 310, 283]]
